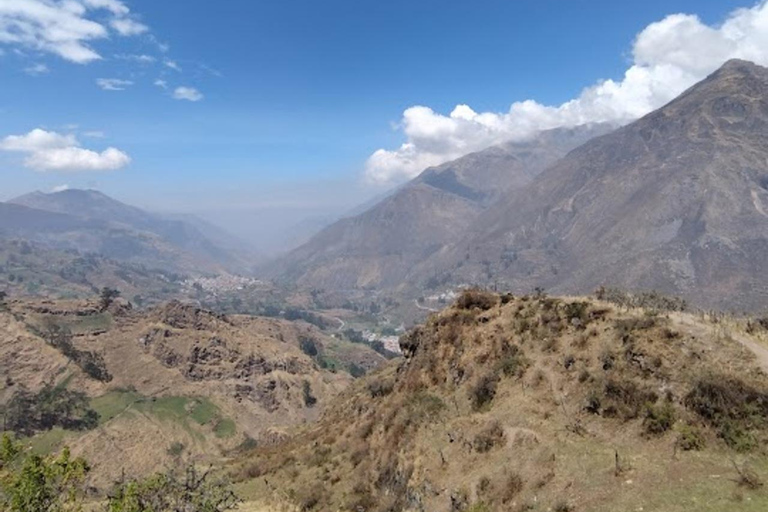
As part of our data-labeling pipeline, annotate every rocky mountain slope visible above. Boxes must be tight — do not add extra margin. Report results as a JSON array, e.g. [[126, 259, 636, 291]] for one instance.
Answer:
[[412, 60, 768, 312], [270, 124, 613, 290], [235, 290, 768, 512], [0, 297, 385, 485], [5, 189, 254, 275]]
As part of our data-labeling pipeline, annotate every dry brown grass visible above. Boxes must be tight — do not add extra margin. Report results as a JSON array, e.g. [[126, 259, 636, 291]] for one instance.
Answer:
[[230, 293, 768, 511]]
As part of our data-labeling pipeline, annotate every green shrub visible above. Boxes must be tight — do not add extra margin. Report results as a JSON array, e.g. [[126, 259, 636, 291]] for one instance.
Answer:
[[644, 401, 677, 435], [2, 447, 89, 512], [106, 464, 240, 512], [684, 377, 768, 451], [677, 424, 705, 451], [167, 442, 185, 457]]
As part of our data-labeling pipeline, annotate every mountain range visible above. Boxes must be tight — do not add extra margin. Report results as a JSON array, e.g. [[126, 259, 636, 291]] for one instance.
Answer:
[[269, 123, 614, 290], [1, 189, 255, 276], [275, 59, 768, 312]]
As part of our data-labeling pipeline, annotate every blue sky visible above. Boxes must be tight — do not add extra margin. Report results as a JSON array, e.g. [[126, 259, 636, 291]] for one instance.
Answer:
[[0, 0, 760, 214]]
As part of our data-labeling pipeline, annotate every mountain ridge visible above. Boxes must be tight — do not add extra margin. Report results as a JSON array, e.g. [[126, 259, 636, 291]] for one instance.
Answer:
[[270, 123, 615, 290], [412, 58, 768, 311]]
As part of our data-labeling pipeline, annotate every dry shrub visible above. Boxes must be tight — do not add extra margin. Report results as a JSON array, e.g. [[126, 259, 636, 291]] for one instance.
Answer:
[[368, 378, 394, 398], [473, 421, 506, 453], [601, 378, 658, 420], [596, 287, 687, 312], [684, 377, 768, 451], [677, 423, 706, 451], [502, 473, 524, 503], [469, 374, 499, 410], [456, 289, 498, 311], [733, 461, 764, 490], [497, 346, 529, 378]]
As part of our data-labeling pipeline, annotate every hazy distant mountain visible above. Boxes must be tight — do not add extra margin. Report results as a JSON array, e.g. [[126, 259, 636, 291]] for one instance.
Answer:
[[417, 59, 768, 311], [270, 124, 614, 289], [5, 189, 253, 275]]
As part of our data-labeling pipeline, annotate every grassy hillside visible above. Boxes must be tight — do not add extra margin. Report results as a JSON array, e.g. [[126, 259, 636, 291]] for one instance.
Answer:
[[232, 290, 768, 512]]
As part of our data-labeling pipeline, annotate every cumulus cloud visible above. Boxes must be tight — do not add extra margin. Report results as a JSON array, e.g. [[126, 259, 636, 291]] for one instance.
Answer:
[[96, 77, 133, 90], [51, 184, 70, 192], [0, 128, 130, 172], [366, 1, 768, 184], [0, 0, 149, 64], [172, 86, 203, 101]]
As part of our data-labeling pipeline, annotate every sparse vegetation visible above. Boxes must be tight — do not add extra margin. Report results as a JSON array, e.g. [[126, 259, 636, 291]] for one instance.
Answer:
[[456, 289, 497, 311], [469, 374, 498, 411], [643, 401, 677, 435], [684, 377, 768, 451], [106, 464, 240, 512], [0, 384, 98, 437], [595, 287, 687, 312], [99, 287, 121, 311], [473, 421, 506, 453], [35, 320, 112, 382]]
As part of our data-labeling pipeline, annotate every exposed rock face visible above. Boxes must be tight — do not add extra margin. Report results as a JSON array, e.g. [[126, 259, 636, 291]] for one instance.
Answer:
[[415, 59, 768, 311], [149, 301, 231, 330], [270, 124, 614, 290]]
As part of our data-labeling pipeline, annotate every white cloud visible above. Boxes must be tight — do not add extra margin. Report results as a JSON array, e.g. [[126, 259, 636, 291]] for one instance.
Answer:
[[164, 59, 181, 71], [25, 146, 130, 171], [83, 130, 105, 138], [51, 184, 70, 193], [96, 77, 132, 90], [0, 128, 130, 172], [0, 0, 149, 64], [154, 78, 167, 89], [172, 86, 203, 102], [365, 1, 768, 184], [115, 53, 155, 63], [110, 17, 147, 36], [23, 62, 48, 75]]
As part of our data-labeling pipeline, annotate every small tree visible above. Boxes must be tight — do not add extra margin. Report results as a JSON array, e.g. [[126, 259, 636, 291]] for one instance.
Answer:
[[99, 288, 121, 312], [1, 446, 90, 512], [106, 464, 240, 512]]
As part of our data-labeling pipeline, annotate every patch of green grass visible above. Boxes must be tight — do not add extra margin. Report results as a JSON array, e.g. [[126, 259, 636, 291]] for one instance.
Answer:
[[27, 428, 70, 456], [136, 396, 190, 422], [66, 313, 113, 335], [91, 389, 144, 424], [214, 418, 236, 439], [190, 398, 219, 425]]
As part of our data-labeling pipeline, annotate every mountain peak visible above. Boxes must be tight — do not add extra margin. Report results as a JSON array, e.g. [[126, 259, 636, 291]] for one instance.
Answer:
[[717, 58, 763, 74]]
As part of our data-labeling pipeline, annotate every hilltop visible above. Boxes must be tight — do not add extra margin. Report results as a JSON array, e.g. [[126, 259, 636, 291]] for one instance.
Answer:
[[234, 290, 768, 512]]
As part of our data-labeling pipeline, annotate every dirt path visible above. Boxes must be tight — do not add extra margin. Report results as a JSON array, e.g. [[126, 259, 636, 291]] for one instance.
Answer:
[[674, 315, 768, 373], [730, 330, 768, 373], [414, 299, 438, 313]]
